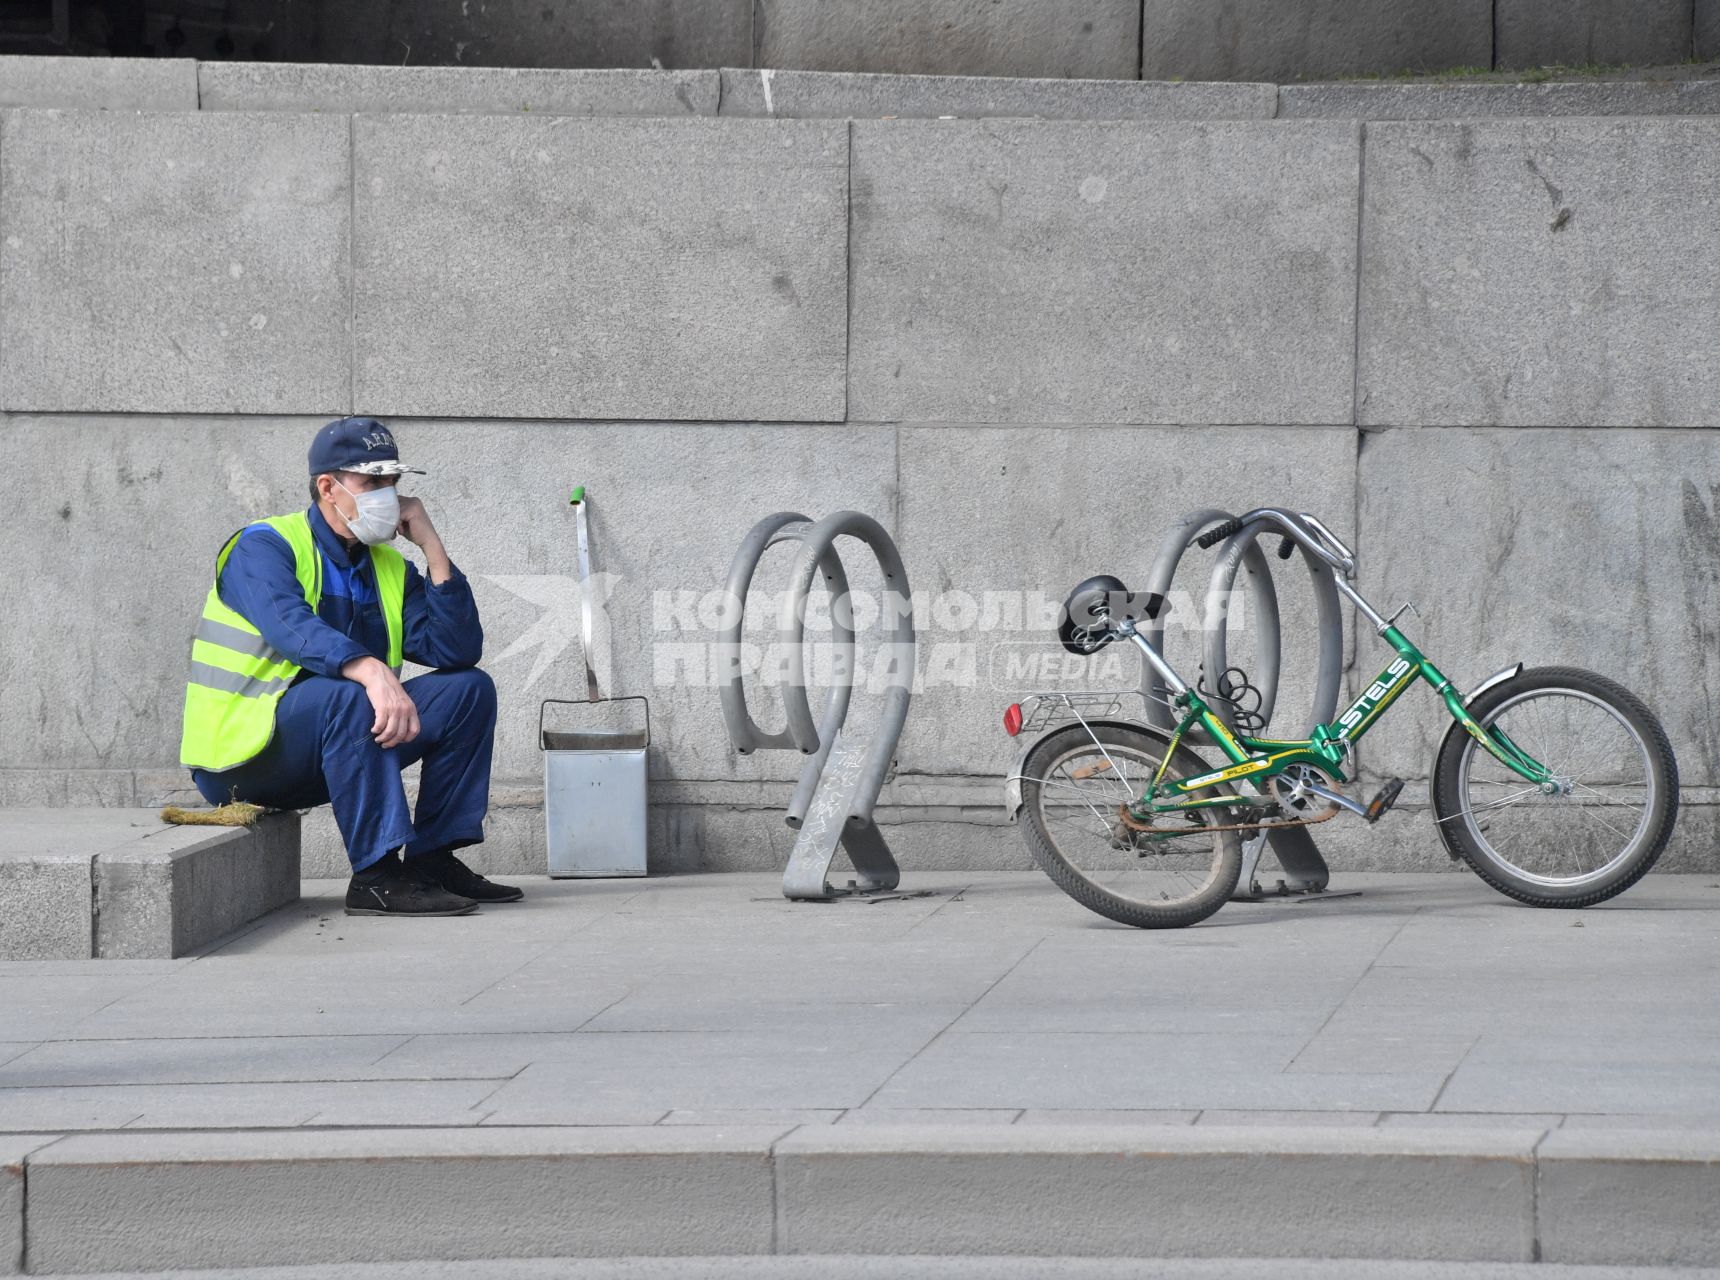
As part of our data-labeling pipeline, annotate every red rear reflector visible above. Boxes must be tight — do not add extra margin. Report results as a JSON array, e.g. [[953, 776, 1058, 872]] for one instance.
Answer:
[[1003, 704, 1023, 736]]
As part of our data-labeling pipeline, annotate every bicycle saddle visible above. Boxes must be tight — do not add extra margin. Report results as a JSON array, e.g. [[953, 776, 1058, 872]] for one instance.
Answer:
[[1058, 574, 1165, 655]]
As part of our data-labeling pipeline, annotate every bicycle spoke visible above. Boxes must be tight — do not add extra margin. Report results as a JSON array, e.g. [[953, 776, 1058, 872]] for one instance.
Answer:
[[1458, 686, 1655, 887], [1030, 738, 1227, 911], [1048, 761, 1117, 830], [1572, 781, 1646, 810], [1563, 794, 1638, 846], [1466, 785, 1542, 813]]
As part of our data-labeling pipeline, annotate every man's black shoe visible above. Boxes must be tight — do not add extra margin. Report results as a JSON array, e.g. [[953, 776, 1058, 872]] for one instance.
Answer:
[[410, 850, 525, 903], [346, 852, 479, 917]]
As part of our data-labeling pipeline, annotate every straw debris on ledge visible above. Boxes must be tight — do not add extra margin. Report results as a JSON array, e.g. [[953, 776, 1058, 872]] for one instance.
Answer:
[[159, 802, 270, 827]]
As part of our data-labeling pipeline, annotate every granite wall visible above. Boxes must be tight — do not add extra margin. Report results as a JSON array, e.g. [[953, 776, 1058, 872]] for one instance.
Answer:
[[2, 58, 1714, 879]]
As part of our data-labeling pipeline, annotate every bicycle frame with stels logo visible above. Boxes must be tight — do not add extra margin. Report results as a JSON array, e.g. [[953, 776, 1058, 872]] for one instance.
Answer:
[[1132, 623, 1550, 826], [1075, 511, 1555, 830]]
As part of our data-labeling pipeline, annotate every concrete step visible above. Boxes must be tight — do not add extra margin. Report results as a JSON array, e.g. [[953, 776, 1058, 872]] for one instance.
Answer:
[[0, 810, 299, 960], [4, 1124, 1719, 1273]]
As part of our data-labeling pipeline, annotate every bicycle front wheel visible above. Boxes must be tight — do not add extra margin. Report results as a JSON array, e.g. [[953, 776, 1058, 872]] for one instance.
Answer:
[[1018, 723, 1241, 928], [1431, 666, 1678, 907]]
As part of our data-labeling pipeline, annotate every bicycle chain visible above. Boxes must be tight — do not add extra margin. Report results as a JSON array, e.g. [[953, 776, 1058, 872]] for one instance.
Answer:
[[1115, 799, 1341, 838]]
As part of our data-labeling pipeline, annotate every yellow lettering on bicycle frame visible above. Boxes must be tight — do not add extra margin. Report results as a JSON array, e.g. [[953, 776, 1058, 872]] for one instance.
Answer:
[[1179, 758, 1273, 789]]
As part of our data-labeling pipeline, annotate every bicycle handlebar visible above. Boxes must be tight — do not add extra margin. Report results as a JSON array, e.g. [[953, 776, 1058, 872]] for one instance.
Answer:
[[1244, 509, 1355, 574], [1193, 509, 1357, 576], [1298, 513, 1357, 566], [1194, 518, 1244, 550]]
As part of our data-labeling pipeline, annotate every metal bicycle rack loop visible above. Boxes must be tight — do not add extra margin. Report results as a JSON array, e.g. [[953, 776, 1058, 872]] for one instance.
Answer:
[[719, 511, 916, 901], [1139, 509, 1348, 901]]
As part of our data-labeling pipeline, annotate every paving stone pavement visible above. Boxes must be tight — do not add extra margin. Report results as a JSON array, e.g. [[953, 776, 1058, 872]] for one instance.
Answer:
[[2, 870, 1718, 1134], [30, 1260, 1720, 1279]]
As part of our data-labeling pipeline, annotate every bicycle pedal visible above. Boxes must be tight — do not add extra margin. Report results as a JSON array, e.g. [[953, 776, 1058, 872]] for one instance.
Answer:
[[1365, 777, 1405, 823]]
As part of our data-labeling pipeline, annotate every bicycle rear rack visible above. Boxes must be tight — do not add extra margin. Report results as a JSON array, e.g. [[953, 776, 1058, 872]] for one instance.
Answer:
[[718, 511, 916, 901]]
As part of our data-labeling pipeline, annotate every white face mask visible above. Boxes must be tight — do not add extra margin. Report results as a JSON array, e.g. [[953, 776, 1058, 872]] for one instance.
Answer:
[[334, 479, 400, 546]]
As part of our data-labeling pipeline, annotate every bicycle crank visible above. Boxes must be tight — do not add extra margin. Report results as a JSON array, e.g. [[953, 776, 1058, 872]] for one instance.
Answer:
[[1116, 764, 1346, 839]]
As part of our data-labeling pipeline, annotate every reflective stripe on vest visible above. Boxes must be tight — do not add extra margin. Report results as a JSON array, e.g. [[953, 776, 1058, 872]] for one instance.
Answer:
[[180, 512, 407, 772], [186, 661, 295, 699], [192, 617, 276, 660]]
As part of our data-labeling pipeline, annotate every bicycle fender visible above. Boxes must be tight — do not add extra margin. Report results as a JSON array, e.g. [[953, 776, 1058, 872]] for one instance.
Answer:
[[1003, 718, 1186, 821], [1463, 663, 1525, 707]]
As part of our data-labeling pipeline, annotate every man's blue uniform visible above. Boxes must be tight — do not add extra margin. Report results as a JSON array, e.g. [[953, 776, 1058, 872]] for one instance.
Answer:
[[191, 504, 495, 872]]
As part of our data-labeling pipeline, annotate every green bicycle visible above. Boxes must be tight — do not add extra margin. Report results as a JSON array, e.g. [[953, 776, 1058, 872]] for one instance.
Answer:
[[1005, 509, 1679, 929]]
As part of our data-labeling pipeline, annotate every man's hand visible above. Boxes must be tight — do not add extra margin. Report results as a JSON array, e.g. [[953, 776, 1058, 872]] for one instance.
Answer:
[[397, 495, 437, 548], [397, 495, 454, 585], [341, 656, 420, 748]]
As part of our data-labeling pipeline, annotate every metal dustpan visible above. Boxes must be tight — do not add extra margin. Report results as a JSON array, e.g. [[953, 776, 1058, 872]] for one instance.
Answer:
[[539, 487, 649, 878]]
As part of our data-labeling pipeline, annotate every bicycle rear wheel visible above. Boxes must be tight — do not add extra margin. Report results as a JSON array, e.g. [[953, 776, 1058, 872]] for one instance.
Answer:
[[1431, 666, 1678, 907], [1018, 723, 1241, 928]]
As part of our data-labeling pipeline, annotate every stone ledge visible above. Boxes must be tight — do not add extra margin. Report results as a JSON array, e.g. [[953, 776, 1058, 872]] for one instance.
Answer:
[[718, 67, 1276, 119], [10, 1124, 1720, 1268], [21, 1126, 782, 1272], [0, 1135, 56, 1275], [1280, 78, 1720, 118], [1538, 1128, 1720, 1267], [0, 810, 299, 960], [777, 1124, 1540, 1260], [200, 63, 720, 117], [8, 58, 1720, 127], [0, 56, 196, 110]]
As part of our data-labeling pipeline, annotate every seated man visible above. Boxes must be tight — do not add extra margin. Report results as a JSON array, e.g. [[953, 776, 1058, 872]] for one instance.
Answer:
[[180, 416, 520, 916]]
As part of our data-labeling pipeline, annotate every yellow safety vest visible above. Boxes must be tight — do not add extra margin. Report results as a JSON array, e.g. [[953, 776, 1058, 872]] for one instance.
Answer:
[[180, 512, 406, 772]]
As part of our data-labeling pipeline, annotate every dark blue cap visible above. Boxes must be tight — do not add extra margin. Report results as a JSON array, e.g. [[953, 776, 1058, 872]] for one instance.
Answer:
[[308, 417, 426, 478]]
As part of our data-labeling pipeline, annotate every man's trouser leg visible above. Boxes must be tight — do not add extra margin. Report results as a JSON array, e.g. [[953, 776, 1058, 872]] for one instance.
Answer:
[[193, 676, 419, 872], [393, 668, 498, 862]]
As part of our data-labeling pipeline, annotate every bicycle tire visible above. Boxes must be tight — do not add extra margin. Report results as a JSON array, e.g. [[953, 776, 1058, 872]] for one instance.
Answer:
[[1018, 722, 1242, 929], [1430, 666, 1678, 907]]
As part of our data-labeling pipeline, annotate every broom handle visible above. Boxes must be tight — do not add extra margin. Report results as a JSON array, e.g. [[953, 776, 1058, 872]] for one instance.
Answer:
[[570, 487, 601, 703]]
